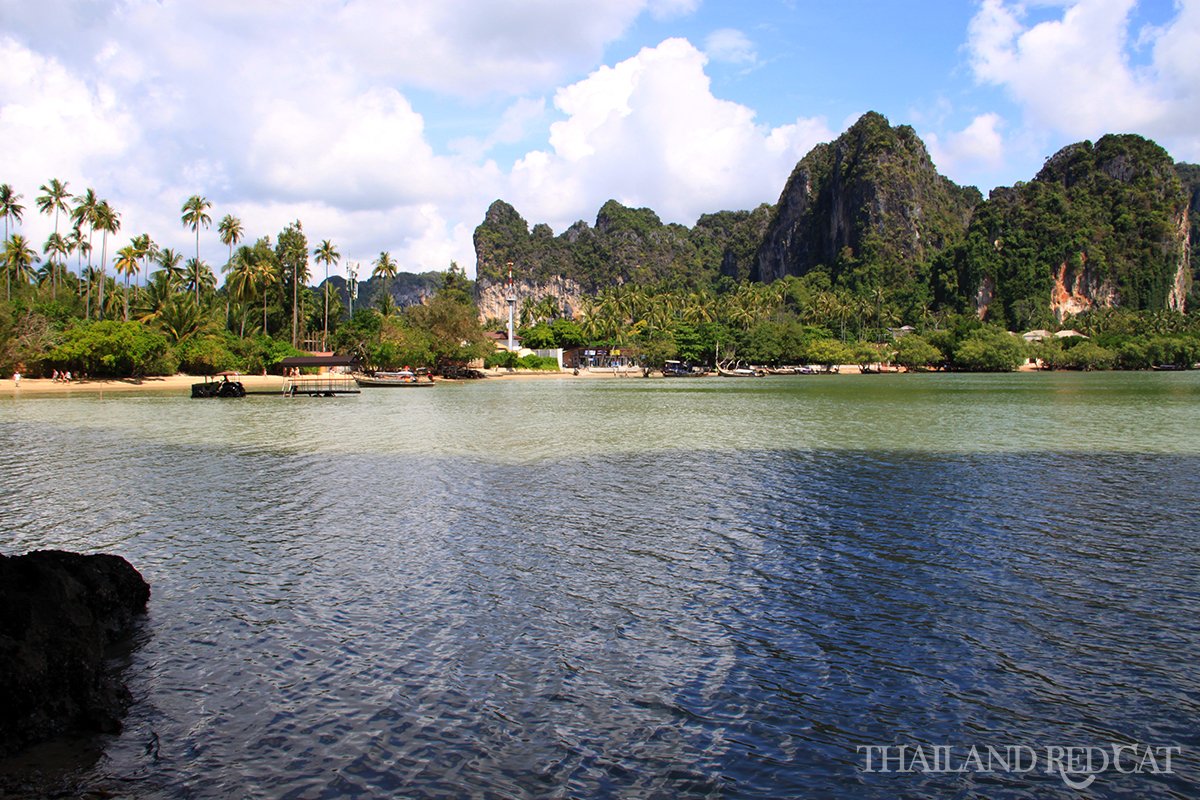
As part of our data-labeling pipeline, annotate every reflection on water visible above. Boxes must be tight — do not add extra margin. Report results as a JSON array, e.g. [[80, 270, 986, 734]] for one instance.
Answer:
[[1, 373, 1199, 798]]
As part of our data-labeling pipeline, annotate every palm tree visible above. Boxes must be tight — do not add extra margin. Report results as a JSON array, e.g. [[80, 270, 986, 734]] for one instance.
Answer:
[[0, 184, 25, 300], [42, 232, 69, 301], [133, 233, 156, 288], [114, 244, 139, 321], [225, 245, 259, 337], [372, 250, 397, 305], [37, 179, 71, 297], [157, 248, 185, 289], [180, 195, 212, 302], [185, 257, 215, 299], [72, 189, 100, 316], [313, 239, 340, 349], [217, 215, 243, 328], [158, 293, 209, 344], [134, 271, 173, 324], [3, 234, 39, 293], [217, 214, 243, 267], [93, 201, 120, 319], [255, 254, 278, 334]]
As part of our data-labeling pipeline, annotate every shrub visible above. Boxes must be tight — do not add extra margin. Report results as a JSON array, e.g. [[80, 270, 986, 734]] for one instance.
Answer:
[[952, 328, 1027, 372], [45, 321, 172, 377]]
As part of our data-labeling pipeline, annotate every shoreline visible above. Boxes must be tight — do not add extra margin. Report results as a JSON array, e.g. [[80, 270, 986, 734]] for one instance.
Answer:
[[0, 362, 1184, 397]]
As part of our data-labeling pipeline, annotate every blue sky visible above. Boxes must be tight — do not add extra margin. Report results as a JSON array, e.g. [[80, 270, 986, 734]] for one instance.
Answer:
[[2, 0, 1198, 282]]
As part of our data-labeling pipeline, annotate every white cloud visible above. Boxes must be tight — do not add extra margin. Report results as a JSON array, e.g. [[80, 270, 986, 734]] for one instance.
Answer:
[[926, 113, 1006, 176], [704, 28, 758, 65], [510, 38, 832, 231], [965, 0, 1200, 161]]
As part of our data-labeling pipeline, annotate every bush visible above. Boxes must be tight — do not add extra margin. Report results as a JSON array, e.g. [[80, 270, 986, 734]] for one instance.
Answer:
[[174, 334, 242, 375], [1057, 341, 1116, 370], [893, 335, 945, 370], [517, 354, 560, 370], [485, 350, 519, 369], [45, 321, 173, 377], [952, 328, 1027, 372]]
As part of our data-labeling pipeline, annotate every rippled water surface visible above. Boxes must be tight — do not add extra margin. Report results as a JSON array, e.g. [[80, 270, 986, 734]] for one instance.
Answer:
[[2, 373, 1200, 798]]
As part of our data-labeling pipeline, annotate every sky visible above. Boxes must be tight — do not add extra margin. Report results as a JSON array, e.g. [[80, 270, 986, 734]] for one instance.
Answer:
[[2, 0, 1198, 284]]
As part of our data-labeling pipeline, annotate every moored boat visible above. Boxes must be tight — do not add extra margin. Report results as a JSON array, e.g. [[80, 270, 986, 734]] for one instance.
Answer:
[[661, 360, 710, 377], [354, 370, 437, 387]]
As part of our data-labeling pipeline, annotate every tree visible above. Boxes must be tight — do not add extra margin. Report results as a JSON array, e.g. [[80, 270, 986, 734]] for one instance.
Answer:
[[42, 232, 70, 301], [217, 214, 243, 327], [0, 184, 25, 300], [180, 195, 212, 302], [952, 328, 1027, 372], [114, 244, 139, 321], [314, 239, 340, 349], [372, 250, 398, 302], [185, 258, 215, 299], [93, 200, 120, 319], [2, 234, 39, 294], [275, 221, 308, 347], [217, 214, 243, 268], [132, 233, 156, 289], [157, 247, 185, 289], [37, 179, 71, 298], [893, 334, 945, 371], [71, 189, 100, 315]]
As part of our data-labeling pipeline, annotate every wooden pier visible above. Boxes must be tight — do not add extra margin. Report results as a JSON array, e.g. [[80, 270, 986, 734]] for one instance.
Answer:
[[242, 376, 361, 397]]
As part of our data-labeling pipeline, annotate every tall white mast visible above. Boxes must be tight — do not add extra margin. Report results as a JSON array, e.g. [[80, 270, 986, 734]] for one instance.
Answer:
[[506, 260, 515, 351]]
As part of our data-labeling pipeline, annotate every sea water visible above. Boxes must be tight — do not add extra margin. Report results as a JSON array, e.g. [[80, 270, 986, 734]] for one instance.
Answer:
[[1, 372, 1198, 798]]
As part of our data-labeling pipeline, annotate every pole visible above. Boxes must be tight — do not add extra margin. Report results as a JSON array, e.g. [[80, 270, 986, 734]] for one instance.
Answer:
[[506, 260, 515, 352]]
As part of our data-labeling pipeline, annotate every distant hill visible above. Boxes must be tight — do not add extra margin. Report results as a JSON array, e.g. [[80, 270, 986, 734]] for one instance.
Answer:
[[473, 112, 1195, 325]]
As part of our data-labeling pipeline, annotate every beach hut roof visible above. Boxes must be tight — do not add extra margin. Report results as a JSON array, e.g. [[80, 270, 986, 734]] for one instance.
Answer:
[[278, 355, 358, 368]]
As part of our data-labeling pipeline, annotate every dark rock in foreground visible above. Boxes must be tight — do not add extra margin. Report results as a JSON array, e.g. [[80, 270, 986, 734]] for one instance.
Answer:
[[0, 550, 150, 758]]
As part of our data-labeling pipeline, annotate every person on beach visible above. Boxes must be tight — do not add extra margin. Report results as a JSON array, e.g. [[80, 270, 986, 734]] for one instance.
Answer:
[[12, 371, 19, 387]]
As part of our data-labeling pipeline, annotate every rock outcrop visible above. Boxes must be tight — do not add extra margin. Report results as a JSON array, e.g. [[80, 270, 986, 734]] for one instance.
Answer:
[[754, 111, 980, 285], [0, 550, 150, 757]]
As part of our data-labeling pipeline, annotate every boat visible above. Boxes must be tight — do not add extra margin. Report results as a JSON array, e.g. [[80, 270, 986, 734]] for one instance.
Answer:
[[661, 360, 710, 377], [192, 377, 246, 398], [716, 366, 766, 377], [353, 370, 437, 387]]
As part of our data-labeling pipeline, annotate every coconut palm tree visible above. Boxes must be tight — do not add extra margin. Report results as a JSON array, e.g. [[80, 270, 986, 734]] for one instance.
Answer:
[[225, 244, 259, 337], [132, 233, 156, 288], [180, 195, 212, 301], [114, 244, 140, 321], [0, 185, 25, 300], [42, 232, 70, 301], [134, 271, 174, 324], [3, 234, 39, 293], [157, 248, 185, 290], [217, 214, 243, 328], [37, 179, 71, 297], [92, 201, 120, 319], [158, 293, 209, 344], [372, 249, 397, 302], [72, 190, 100, 316], [255, 253, 278, 334], [313, 239, 340, 349], [217, 214, 243, 268], [185, 257, 215, 299]]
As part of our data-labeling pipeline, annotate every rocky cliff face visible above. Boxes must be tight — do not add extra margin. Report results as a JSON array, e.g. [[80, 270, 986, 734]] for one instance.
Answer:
[[957, 134, 1191, 327], [755, 111, 980, 285], [472, 198, 763, 304], [475, 276, 588, 323]]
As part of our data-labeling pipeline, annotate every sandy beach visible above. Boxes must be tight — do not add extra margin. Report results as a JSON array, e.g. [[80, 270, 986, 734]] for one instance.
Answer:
[[2, 363, 1034, 398]]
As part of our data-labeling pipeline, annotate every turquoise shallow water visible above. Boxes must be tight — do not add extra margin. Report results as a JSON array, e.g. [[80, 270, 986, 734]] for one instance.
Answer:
[[1, 372, 1198, 798]]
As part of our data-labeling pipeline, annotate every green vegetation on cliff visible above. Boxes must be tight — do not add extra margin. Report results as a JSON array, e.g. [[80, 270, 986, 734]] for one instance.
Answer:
[[939, 135, 1191, 329]]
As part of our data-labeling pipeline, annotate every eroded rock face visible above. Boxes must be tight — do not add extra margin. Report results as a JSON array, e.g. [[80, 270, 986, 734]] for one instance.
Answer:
[[0, 550, 150, 757]]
